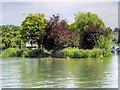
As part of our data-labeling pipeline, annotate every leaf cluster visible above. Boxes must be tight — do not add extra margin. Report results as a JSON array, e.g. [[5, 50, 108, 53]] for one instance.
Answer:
[[42, 15, 80, 51]]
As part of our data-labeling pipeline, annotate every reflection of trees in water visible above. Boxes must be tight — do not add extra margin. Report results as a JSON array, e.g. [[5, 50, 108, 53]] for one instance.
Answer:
[[19, 58, 44, 87], [19, 57, 113, 88], [19, 58, 66, 87], [61, 58, 112, 88]]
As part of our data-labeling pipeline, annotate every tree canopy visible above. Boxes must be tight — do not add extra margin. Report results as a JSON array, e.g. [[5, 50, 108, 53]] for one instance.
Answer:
[[41, 15, 80, 51], [21, 13, 48, 48], [75, 12, 106, 49], [83, 23, 108, 49], [0, 25, 24, 49]]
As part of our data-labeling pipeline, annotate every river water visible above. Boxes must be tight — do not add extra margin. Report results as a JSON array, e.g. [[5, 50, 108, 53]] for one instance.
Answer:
[[1, 54, 118, 88]]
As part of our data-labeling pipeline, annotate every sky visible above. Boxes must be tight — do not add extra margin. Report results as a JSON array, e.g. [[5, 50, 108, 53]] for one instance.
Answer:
[[1, 1, 119, 29]]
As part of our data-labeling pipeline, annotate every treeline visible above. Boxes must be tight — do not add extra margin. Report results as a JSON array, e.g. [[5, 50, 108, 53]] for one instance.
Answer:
[[0, 25, 24, 49], [0, 12, 115, 58]]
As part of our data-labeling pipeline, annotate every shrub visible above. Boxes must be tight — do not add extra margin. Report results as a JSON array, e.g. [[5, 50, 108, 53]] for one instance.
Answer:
[[21, 49, 32, 57], [90, 48, 102, 58], [21, 48, 51, 57], [29, 49, 51, 57], [62, 47, 103, 58], [102, 49, 112, 57], [84, 50, 91, 58], [1, 48, 19, 57], [62, 47, 79, 58], [97, 35, 112, 57]]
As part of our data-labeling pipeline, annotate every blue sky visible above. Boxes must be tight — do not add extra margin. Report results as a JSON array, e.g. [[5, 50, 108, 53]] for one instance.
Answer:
[[1, 2, 118, 29]]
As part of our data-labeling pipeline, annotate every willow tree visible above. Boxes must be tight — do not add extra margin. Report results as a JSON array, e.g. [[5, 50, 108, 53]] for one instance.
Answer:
[[21, 13, 48, 48], [75, 12, 106, 49]]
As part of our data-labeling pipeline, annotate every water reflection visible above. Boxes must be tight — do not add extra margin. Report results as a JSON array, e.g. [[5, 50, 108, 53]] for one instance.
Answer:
[[2, 55, 118, 88]]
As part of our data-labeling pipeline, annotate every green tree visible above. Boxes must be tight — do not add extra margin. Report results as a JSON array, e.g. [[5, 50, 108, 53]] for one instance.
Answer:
[[69, 23, 75, 30], [0, 25, 24, 49], [21, 13, 48, 48], [75, 12, 105, 48]]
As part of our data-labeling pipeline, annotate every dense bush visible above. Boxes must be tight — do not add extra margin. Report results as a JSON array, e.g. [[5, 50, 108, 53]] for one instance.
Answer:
[[62, 48, 80, 58], [1, 48, 51, 58], [21, 49, 32, 57], [21, 49, 51, 57], [1, 48, 20, 57], [62, 47, 103, 58], [41, 15, 80, 51], [97, 35, 112, 57], [29, 49, 51, 57]]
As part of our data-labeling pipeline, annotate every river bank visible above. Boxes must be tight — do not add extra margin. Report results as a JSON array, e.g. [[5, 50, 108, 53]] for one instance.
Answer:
[[0, 47, 112, 58]]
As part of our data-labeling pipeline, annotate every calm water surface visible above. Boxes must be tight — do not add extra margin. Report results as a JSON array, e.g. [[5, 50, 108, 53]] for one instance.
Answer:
[[1, 54, 118, 88]]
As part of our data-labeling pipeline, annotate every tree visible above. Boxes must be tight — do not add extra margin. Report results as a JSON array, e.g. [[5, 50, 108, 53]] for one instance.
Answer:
[[68, 23, 75, 30], [83, 23, 108, 49], [21, 13, 48, 48], [41, 15, 80, 51], [0, 25, 24, 49], [75, 12, 105, 49]]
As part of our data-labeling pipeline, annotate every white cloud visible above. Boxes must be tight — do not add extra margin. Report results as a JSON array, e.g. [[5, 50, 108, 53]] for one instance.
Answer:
[[2, 2, 118, 29]]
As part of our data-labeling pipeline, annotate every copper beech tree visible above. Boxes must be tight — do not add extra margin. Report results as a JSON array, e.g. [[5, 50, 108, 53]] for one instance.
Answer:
[[41, 15, 80, 51], [83, 23, 108, 49]]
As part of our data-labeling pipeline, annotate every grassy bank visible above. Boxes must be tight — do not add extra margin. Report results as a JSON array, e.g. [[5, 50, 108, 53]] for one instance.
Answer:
[[0, 48, 51, 58], [1, 47, 112, 58]]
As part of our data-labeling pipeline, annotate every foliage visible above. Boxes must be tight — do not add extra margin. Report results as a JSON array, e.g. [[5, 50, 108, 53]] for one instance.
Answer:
[[106, 27, 112, 34], [21, 49, 51, 57], [69, 23, 75, 30], [118, 28, 120, 43], [62, 47, 103, 58], [28, 49, 51, 57], [21, 49, 32, 57], [1, 48, 20, 57], [98, 35, 112, 50], [21, 13, 48, 48], [118, 43, 120, 46], [42, 15, 80, 51], [62, 47, 80, 58], [97, 35, 112, 57], [83, 23, 108, 49], [75, 12, 105, 48], [0, 25, 24, 49]]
